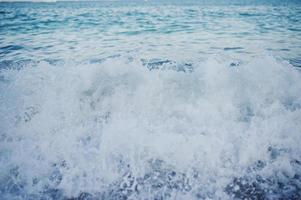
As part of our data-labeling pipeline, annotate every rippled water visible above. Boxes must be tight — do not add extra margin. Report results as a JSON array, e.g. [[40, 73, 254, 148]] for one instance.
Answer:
[[1, 1, 301, 200]]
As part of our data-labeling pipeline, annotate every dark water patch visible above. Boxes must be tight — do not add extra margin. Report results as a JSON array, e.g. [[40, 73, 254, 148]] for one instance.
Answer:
[[77, 12, 93, 18], [238, 105, 254, 122], [0, 167, 26, 198], [226, 177, 265, 200], [88, 58, 104, 64], [117, 30, 147, 36], [185, 8, 198, 16], [68, 192, 94, 200], [239, 12, 265, 17], [267, 146, 290, 161], [0, 159, 193, 200], [41, 188, 65, 200], [226, 158, 301, 200], [15, 106, 39, 124], [233, 31, 252, 37], [142, 58, 172, 70], [141, 58, 193, 72], [287, 16, 300, 23], [2, 157, 301, 199], [229, 61, 242, 67], [288, 28, 301, 32], [33, 44, 54, 51], [20, 16, 37, 22], [289, 58, 301, 68], [0, 59, 33, 70], [283, 100, 301, 112], [0, 45, 24, 54], [223, 47, 244, 51], [42, 58, 65, 66], [100, 159, 192, 200]]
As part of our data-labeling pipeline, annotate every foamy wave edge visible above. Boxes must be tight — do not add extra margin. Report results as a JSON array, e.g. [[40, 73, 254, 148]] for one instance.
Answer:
[[0, 55, 301, 199]]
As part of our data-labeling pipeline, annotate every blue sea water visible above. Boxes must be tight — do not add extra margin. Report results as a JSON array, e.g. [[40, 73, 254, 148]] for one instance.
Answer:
[[1, 1, 301, 200]]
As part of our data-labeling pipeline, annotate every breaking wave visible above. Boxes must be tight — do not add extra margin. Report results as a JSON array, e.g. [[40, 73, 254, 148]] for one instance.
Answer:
[[0, 55, 301, 199]]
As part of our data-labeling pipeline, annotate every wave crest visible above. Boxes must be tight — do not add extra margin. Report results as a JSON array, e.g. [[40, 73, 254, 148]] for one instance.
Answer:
[[0, 55, 301, 199]]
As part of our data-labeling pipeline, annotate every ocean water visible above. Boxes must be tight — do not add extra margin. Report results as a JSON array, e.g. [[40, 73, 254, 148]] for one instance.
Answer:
[[1, 1, 301, 199]]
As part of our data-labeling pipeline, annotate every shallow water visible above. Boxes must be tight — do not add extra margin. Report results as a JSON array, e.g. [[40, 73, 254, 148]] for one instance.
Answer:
[[1, 1, 301, 200]]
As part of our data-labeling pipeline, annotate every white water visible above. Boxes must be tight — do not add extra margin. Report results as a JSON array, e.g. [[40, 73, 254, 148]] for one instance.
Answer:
[[1, 55, 301, 199]]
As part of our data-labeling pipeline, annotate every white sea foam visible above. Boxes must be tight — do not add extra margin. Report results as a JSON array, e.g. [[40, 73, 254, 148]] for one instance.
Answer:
[[0, 55, 301, 199]]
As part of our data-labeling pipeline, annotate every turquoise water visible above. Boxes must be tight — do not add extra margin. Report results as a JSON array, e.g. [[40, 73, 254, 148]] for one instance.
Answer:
[[1, 1, 301, 66], [1, 1, 301, 199]]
